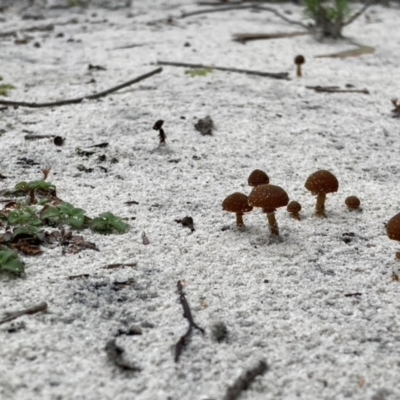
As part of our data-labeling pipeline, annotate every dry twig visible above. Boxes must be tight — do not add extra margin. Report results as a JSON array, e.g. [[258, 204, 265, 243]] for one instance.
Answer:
[[223, 360, 269, 400], [306, 86, 369, 94], [157, 61, 288, 80], [233, 31, 309, 43], [0, 302, 47, 325], [175, 280, 205, 362], [0, 68, 162, 108]]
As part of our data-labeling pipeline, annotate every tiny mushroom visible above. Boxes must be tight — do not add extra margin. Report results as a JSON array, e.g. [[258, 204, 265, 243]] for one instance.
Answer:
[[248, 169, 270, 187], [248, 184, 289, 236], [222, 192, 253, 227], [287, 200, 302, 220], [294, 55, 305, 77], [305, 170, 339, 217], [345, 196, 361, 211], [387, 212, 400, 260]]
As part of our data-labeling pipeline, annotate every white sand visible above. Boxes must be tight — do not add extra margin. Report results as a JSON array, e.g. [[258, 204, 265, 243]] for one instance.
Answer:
[[1, 1, 400, 399]]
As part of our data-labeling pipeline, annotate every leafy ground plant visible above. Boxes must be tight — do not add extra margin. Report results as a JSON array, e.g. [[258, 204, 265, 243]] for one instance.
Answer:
[[0, 176, 129, 276], [90, 212, 129, 234], [303, 0, 371, 39], [0, 247, 25, 275]]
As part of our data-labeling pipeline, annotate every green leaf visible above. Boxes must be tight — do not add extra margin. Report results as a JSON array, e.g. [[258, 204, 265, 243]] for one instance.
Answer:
[[8, 207, 43, 226], [11, 225, 45, 242], [0, 248, 25, 275], [90, 212, 129, 234], [185, 68, 213, 78], [0, 84, 15, 97]]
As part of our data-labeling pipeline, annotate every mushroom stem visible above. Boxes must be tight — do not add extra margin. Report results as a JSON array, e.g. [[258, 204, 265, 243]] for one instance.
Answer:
[[266, 212, 279, 236], [291, 212, 301, 221], [315, 193, 326, 217], [296, 65, 302, 77], [396, 252, 400, 261], [236, 213, 244, 227]]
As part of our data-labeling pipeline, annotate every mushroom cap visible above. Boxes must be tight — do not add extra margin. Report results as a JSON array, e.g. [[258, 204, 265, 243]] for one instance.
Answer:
[[387, 212, 400, 241], [153, 120, 164, 130], [287, 200, 302, 214], [305, 170, 339, 195], [294, 55, 305, 65], [345, 196, 361, 210], [222, 192, 253, 214], [248, 184, 289, 213], [248, 169, 270, 187]]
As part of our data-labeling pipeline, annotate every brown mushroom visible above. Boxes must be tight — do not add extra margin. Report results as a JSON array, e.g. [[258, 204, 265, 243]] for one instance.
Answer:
[[345, 196, 361, 211], [222, 192, 253, 227], [248, 184, 289, 236], [287, 200, 302, 220], [248, 169, 270, 187], [294, 55, 305, 77], [305, 170, 338, 217], [387, 212, 400, 260]]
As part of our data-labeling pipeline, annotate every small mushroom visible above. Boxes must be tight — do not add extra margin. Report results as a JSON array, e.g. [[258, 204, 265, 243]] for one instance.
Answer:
[[305, 170, 338, 217], [294, 55, 305, 78], [287, 200, 302, 220], [248, 169, 270, 187], [222, 192, 253, 227], [387, 212, 400, 260], [248, 184, 289, 236], [345, 196, 361, 211]]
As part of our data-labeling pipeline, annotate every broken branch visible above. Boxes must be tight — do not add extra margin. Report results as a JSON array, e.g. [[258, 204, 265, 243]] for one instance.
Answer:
[[0, 301, 47, 325], [0, 68, 163, 109], [223, 360, 269, 400], [157, 61, 288, 80], [306, 86, 369, 94], [233, 31, 309, 43], [175, 280, 205, 362]]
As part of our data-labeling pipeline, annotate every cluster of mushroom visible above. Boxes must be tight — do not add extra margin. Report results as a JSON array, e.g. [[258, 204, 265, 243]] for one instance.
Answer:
[[222, 169, 290, 236], [223, 169, 362, 237]]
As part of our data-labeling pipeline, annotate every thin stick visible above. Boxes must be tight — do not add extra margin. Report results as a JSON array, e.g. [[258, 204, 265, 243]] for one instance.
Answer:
[[223, 360, 269, 400], [306, 86, 369, 94], [157, 61, 289, 80], [0, 23, 54, 38], [253, 5, 308, 29], [181, 3, 308, 30], [0, 68, 163, 109], [181, 4, 252, 18], [0, 302, 47, 325], [233, 31, 309, 43], [175, 281, 205, 362], [344, 0, 374, 26], [24, 134, 55, 140]]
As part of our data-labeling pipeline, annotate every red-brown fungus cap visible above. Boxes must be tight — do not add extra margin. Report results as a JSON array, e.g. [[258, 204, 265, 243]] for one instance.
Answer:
[[287, 200, 301, 214], [222, 192, 253, 214], [387, 212, 400, 241], [248, 184, 289, 213], [345, 196, 361, 210], [305, 170, 339, 195], [248, 169, 270, 187], [294, 55, 305, 65]]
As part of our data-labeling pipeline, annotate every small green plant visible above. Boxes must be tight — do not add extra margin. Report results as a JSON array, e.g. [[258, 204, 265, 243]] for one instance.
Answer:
[[185, 68, 213, 78], [0, 174, 130, 276], [41, 202, 89, 229], [14, 180, 56, 195], [0, 247, 25, 275], [8, 207, 43, 227], [90, 212, 129, 234], [0, 83, 15, 97], [303, 0, 370, 39]]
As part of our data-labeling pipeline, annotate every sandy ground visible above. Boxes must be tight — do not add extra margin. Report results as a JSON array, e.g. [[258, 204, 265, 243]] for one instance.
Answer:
[[1, 1, 400, 399]]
